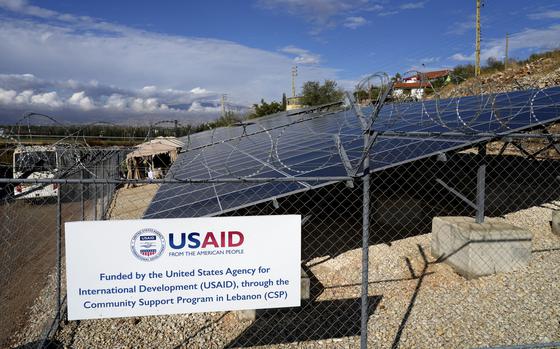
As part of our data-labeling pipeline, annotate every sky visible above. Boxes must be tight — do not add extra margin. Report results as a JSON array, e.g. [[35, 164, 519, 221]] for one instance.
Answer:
[[0, 0, 559, 124]]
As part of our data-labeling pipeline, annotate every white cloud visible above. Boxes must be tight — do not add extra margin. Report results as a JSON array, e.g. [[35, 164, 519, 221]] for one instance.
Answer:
[[141, 85, 157, 94], [187, 101, 221, 113], [450, 53, 470, 61], [419, 57, 440, 64], [14, 89, 33, 104], [450, 24, 560, 63], [365, 4, 383, 12], [378, 11, 399, 17], [0, 73, 247, 123], [447, 16, 476, 35], [68, 91, 94, 110], [280, 46, 321, 65], [0, 1, 343, 122], [0, 88, 17, 104], [343, 16, 367, 29], [190, 87, 208, 94], [103, 94, 169, 112], [30, 91, 62, 107], [257, 0, 378, 34], [400, 2, 425, 10], [0, 0, 57, 19], [0, 73, 219, 111], [528, 10, 560, 20], [0, 87, 61, 108], [104, 94, 127, 110], [131, 97, 169, 112], [0, 1, 339, 107]]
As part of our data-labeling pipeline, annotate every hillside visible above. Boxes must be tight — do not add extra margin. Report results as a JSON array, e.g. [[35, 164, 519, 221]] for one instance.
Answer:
[[439, 50, 560, 98]]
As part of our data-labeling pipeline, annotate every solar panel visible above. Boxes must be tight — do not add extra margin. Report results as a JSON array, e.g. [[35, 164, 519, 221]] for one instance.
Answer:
[[144, 86, 560, 218]]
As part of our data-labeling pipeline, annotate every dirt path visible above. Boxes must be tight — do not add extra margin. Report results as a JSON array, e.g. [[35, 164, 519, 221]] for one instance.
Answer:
[[0, 198, 93, 347]]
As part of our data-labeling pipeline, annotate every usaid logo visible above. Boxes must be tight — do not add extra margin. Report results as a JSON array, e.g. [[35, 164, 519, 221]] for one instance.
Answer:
[[131, 228, 165, 261]]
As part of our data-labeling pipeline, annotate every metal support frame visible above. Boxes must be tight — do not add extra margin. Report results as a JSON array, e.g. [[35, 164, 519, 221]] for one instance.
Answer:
[[436, 151, 486, 223], [346, 80, 396, 348], [360, 124, 371, 349], [334, 134, 354, 175], [511, 141, 538, 161], [372, 130, 560, 140], [350, 82, 394, 177], [334, 134, 356, 188], [435, 178, 477, 210], [346, 91, 368, 130], [0, 176, 355, 185], [542, 129, 560, 156]]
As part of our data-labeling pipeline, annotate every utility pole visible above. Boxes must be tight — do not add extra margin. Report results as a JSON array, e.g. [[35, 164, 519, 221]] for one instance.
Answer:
[[291, 66, 298, 97], [221, 94, 227, 117], [475, 0, 481, 77], [505, 33, 509, 70]]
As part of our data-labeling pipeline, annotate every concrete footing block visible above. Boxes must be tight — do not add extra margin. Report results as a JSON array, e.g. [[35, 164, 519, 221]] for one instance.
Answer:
[[431, 216, 532, 279], [235, 267, 310, 321], [551, 210, 560, 236]]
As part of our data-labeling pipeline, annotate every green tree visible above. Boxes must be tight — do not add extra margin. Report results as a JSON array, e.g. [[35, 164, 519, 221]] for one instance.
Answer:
[[452, 64, 476, 81], [354, 86, 380, 103], [248, 99, 284, 119], [484, 56, 505, 72], [301, 80, 344, 106]]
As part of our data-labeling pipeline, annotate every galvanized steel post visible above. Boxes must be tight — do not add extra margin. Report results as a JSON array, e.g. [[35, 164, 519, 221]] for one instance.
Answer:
[[476, 144, 486, 223], [80, 169, 84, 220], [476, 164, 486, 223], [93, 180, 97, 220], [56, 183, 62, 323], [361, 132, 371, 349], [101, 159, 105, 220]]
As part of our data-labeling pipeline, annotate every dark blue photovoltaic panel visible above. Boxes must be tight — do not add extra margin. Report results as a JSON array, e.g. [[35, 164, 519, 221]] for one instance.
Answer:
[[144, 86, 560, 218]]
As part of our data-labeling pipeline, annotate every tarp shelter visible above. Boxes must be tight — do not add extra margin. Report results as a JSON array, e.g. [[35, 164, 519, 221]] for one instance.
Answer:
[[126, 137, 183, 184]]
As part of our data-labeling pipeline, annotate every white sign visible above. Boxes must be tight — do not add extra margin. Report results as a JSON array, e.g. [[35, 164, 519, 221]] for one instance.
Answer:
[[65, 215, 301, 320]]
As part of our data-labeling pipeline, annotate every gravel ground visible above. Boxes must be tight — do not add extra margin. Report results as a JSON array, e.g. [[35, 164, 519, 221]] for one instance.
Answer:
[[8, 201, 560, 349], [106, 184, 160, 220]]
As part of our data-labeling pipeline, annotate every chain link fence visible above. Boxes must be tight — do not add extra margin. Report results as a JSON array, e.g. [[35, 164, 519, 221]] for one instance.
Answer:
[[0, 148, 123, 349], [1, 81, 560, 348], [1, 136, 559, 349]]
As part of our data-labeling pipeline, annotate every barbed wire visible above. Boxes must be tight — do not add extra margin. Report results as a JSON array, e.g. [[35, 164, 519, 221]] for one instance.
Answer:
[[1, 74, 560, 186]]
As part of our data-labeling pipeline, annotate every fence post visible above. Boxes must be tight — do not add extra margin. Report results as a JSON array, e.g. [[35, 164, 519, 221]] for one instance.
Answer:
[[361, 133, 371, 349], [101, 182, 105, 220], [101, 157, 106, 219], [476, 144, 486, 223], [476, 164, 486, 223], [56, 183, 62, 324], [80, 168, 84, 220], [93, 180, 97, 220]]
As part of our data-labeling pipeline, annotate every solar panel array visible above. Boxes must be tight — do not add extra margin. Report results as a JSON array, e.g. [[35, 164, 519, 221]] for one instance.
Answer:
[[144, 86, 560, 218]]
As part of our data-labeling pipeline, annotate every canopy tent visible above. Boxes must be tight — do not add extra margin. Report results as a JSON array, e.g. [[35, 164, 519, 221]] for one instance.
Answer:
[[126, 137, 184, 183]]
